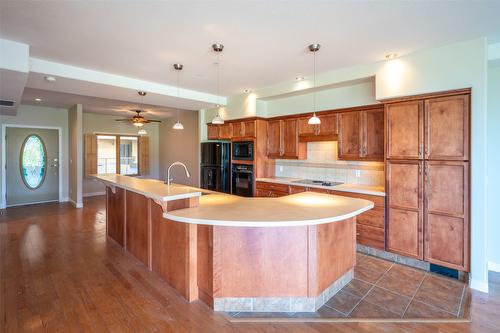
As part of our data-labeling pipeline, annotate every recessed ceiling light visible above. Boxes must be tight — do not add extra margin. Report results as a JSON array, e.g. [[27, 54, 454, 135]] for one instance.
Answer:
[[385, 53, 398, 59], [243, 89, 253, 93], [45, 76, 56, 82], [35, 98, 43, 102], [295, 76, 304, 81]]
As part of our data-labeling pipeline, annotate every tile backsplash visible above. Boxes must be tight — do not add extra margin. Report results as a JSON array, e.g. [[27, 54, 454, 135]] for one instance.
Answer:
[[275, 141, 385, 186]]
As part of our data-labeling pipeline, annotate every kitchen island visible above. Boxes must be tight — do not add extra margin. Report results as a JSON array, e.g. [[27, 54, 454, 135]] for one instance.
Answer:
[[95, 174, 374, 312]]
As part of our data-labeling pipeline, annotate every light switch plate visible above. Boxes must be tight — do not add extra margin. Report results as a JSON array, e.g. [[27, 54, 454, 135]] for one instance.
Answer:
[[355, 170, 361, 178]]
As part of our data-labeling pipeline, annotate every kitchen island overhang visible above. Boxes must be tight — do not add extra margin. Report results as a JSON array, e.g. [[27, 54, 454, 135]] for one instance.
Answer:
[[94, 174, 374, 312]]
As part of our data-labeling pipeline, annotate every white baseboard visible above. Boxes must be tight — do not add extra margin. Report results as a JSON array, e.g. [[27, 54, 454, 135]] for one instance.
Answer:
[[470, 278, 489, 293], [488, 261, 500, 273], [60, 197, 69, 202], [83, 191, 106, 197], [0, 202, 5, 209]]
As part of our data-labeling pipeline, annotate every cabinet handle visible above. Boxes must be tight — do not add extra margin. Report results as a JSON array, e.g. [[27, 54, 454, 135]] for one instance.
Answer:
[[425, 146, 429, 157], [418, 164, 422, 174]]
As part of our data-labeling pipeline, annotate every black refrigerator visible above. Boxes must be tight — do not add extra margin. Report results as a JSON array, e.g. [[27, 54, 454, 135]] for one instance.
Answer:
[[200, 142, 231, 193]]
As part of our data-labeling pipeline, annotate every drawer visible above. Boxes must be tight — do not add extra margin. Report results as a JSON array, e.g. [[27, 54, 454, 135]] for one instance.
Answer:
[[256, 181, 289, 193], [309, 187, 331, 194], [357, 224, 385, 250], [255, 189, 288, 197], [330, 190, 385, 207], [289, 185, 307, 194], [357, 207, 385, 228]]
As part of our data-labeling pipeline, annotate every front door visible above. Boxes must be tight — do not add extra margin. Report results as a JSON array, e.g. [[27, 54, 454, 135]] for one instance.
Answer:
[[6, 127, 59, 206]]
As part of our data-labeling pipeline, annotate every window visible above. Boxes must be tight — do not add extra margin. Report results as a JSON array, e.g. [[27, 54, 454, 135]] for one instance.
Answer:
[[20, 134, 47, 189], [96, 134, 139, 175]]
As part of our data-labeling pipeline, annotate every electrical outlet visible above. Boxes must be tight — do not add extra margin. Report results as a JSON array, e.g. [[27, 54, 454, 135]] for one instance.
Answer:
[[355, 170, 361, 178]]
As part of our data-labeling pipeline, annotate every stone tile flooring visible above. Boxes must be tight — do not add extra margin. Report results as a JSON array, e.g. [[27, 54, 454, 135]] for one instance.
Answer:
[[227, 253, 470, 320]]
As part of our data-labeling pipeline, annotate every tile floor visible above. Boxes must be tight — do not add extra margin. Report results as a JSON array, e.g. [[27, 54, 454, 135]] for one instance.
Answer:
[[228, 253, 470, 320]]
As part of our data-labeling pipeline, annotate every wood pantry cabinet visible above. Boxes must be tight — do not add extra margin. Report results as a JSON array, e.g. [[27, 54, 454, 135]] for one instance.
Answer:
[[266, 118, 306, 159], [385, 91, 470, 271], [338, 108, 384, 161]]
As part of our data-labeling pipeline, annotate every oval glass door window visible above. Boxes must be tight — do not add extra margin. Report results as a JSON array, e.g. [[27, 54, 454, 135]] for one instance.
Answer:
[[20, 134, 47, 189]]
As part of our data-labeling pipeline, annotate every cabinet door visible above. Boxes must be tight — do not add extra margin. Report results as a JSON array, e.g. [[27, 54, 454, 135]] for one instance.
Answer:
[[387, 160, 423, 259], [107, 187, 125, 247], [424, 161, 469, 271], [425, 95, 469, 161], [298, 117, 317, 136], [386, 101, 423, 159], [318, 113, 338, 135], [267, 120, 282, 158], [362, 109, 384, 161], [243, 121, 256, 137], [282, 119, 300, 158], [232, 122, 243, 138], [338, 112, 362, 160], [207, 124, 219, 140], [219, 123, 232, 139]]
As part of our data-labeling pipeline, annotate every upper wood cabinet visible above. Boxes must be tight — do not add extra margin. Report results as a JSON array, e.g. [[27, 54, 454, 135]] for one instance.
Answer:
[[207, 124, 220, 140], [338, 112, 362, 160], [425, 95, 470, 161], [386, 101, 424, 159], [232, 120, 256, 138], [298, 113, 338, 139], [387, 94, 470, 161], [207, 123, 232, 140], [267, 119, 306, 159], [338, 108, 384, 161], [424, 161, 469, 271], [386, 160, 424, 259]]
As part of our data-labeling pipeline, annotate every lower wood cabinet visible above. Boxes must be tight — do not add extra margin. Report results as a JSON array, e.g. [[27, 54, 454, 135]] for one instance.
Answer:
[[386, 160, 424, 259], [255, 181, 289, 197], [424, 161, 469, 271]]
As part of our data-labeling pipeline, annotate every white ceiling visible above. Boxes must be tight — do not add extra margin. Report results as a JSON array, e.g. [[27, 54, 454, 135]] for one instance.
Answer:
[[2, 1, 500, 97], [21, 87, 192, 119]]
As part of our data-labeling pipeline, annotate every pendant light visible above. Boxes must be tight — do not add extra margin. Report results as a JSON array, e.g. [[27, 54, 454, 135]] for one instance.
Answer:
[[211, 43, 225, 125], [172, 63, 184, 130], [308, 43, 321, 125]]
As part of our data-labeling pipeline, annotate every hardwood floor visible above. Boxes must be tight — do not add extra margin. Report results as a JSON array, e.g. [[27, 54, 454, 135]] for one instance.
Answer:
[[1, 196, 499, 332]]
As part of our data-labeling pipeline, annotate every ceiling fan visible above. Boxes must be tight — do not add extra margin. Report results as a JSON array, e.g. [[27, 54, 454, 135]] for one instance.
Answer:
[[115, 91, 161, 127]]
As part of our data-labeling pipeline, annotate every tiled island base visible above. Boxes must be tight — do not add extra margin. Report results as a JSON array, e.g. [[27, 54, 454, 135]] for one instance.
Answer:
[[214, 269, 353, 312]]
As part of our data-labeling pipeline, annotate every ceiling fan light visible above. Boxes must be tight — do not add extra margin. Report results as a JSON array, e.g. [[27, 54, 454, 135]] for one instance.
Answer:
[[173, 121, 184, 130], [138, 129, 147, 135], [133, 122, 143, 127], [308, 114, 321, 125], [211, 114, 224, 125]]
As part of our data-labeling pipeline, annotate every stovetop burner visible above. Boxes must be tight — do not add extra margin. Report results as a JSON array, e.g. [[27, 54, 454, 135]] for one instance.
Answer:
[[292, 179, 344, 187]]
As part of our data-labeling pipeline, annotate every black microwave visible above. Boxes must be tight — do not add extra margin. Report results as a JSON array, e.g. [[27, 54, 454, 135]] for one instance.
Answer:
[[232, 141, 254, 160]]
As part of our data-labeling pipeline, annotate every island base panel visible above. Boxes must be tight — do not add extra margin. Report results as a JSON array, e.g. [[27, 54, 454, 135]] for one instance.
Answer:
[[197, 217, 356, 312], [106, 186, 125, 247]]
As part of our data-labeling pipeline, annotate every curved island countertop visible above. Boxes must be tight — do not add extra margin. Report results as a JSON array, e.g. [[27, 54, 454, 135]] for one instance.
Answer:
[[164, 191, 374, 227]]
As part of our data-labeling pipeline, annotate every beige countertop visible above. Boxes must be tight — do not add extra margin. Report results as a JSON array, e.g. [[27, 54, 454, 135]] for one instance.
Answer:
[[256, 177, 386, 197], [164, 192, 374, 227], [93, 174, 203, 201]]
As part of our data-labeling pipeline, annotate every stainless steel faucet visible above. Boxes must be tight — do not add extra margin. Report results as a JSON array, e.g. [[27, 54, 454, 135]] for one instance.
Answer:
[[166, 161, 190, 185]]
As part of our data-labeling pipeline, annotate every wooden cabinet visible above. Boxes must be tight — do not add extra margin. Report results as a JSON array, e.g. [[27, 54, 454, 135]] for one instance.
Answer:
[[338, 108, 384, 161], [267, 119, 306, 159], [386, 91, 470, 271], [232, 120, 256, 138], [338, 111, 361, 160], [362, 109, 384, 160], [424, 161, 469, 271], [386, 160, 424, 259], [330, 190, 386, 250], [207, 123, 232, 140], [255, 181, 289, 197], [298, 113, 338, 140], [425, 95, 469, 161], [386, 101, 424, 159], [125, 190, 150, 265]]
